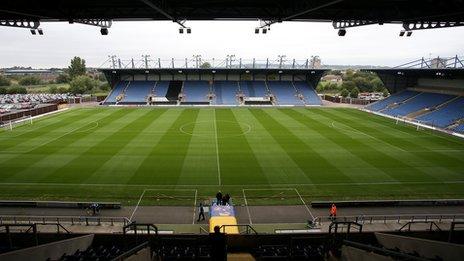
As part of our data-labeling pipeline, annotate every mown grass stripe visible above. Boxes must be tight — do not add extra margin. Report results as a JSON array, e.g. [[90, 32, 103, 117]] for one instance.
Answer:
[[0, 108, 128, 182], [232, 109, 311, 185], [216, 108, 269, 185], [42, 109, 157, 183], [129, 109, 200, 185], [321, 109, 464, 179], [275, 109, 398, 181], [250, 108, 352, 183]]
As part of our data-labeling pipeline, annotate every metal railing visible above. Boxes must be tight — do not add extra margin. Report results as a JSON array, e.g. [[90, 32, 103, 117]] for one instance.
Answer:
[[101, 56, 322, 70], [218, 224, 258, 235], [315, 213, 464, 225], [0, 215, 130, 227]]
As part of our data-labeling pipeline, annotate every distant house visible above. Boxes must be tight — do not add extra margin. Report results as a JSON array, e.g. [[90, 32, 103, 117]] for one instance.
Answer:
[[322, 74, 343, 83]]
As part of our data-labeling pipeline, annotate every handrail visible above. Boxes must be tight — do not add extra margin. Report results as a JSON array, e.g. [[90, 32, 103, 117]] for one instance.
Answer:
[[0, 223, 70, 234], [0, 215, 130, 226], [218, 224, 258, 235], [398, 221, 442, 232], [315, 213, 464, 224], [123, 222, 158, 235]]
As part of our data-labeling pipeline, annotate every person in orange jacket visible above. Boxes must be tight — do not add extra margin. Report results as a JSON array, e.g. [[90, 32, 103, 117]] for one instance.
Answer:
[[329, 203, 337, 220]]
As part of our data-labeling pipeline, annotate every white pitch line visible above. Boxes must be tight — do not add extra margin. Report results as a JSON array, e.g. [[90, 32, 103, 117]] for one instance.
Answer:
[[294, 188, 315, 220], [331, 121, 407, 152], [129, 189, 147, 222], [242, 189, 253, 225], [213, 109, 221, 186], [192, 189, 198, 224]]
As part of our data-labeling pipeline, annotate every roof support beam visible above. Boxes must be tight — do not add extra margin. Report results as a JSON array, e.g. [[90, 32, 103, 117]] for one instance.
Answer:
[[138, 0, 187, 28]]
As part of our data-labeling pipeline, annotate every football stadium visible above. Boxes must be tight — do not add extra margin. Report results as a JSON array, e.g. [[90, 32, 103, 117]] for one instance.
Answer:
[[1, 1, 464, 260]]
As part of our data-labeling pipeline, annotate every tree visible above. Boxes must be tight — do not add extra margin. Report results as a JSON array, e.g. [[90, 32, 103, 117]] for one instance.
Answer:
[[55, 73, 70, 83], [7, 86, 27, 94], [340, 88, 349, 98], [350, 87, 360, 98], [382, 88, 390, 97], [57, 86, 68, 93], [18, 76, 41, 86], [68, 56, 86, 79], [49, 86, 58, 94], [0, 87, 6, 94], [341, 81, 356, 92], [69, 75, 98, 94], [200, 62, 211, 69], [0, 75, 11, 86]]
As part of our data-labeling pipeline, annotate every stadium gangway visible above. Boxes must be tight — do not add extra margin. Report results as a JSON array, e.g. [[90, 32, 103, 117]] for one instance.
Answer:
[[314, 213, 464, 225], [0, 215, 130, 227]]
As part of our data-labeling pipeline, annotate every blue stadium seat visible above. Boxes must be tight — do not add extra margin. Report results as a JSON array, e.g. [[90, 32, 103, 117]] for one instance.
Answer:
[[123, 81, 155, 103], [453, 124, 464, 133], [182, 81, 211, 103], [213, 81, 238, 105], [383, 92, 456, 117], [366, 90, 419, 112], [267, 81, 303, 105], [240, 81, 269, 97], [155, 81, 170, 97], [416, 96, 464, 128], [293, 82, 322, 105], [104, 81, 127, 104]]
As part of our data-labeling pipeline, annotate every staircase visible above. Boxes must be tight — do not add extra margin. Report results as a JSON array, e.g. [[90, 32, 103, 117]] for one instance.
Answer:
[[166, 81, 183, 102]]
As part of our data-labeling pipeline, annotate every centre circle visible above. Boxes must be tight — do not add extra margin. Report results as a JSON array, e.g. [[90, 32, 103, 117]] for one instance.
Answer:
[[179, 120, 251, 138]]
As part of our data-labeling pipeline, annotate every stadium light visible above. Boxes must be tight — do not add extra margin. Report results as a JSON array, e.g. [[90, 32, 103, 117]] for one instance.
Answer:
[[100, 27, 109, 35], [337, 29, 346, 36], [186, 28, 191, 34], [262, 28, 267, 34], [406, 31, 412, 37], [255, 28, 259, 34], [37, 28, 43, 35], [30, 29, 36, 35], [399, 30, 405, 36], [179, 28, 184, 34]]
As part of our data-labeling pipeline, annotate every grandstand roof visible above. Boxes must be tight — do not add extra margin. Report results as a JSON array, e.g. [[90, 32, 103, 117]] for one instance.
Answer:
[[1, 0, 463, 22]]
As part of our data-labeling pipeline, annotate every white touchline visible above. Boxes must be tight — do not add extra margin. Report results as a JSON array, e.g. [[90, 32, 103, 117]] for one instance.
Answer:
[[213, 109, 221, 186], [242, 189, 253, 225]]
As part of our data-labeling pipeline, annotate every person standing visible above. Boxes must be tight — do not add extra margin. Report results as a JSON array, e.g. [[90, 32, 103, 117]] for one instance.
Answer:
[[329, 203, 337, 221], [216, 191, 223, 205], [197, 203, 205, 222]]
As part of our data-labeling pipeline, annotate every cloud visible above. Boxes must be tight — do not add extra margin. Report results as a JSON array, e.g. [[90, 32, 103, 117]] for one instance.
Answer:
[[0, 21, 463, 68]]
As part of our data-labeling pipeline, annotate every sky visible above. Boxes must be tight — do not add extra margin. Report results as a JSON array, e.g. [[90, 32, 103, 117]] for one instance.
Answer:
[[0, 20, 463, 68]]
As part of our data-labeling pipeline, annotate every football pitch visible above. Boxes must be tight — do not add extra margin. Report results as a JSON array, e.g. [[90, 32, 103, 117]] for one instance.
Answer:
[[0, 107, 463, 206]]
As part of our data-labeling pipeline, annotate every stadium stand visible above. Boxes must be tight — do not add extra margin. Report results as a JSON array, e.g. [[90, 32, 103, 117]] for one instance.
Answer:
[[382, 92, 456, 117], [120, 81, 154, 104], [293, 81, 322, 105], [154, 81, 169, 97], [240, 81, 270, 97], [104, 81, 127, 104], [365, 90, 420, 112], [416, 96, 464, 128], [454, 124, 464, 132], [212, 81, 238, 105], [181, 81, 211, 104], [267, 81, 303, 105]]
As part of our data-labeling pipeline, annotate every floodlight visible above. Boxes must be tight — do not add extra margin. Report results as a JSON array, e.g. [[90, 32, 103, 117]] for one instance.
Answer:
[[406, 31, 412, 37], [186, 28, 191, 34], [179, 28, 184, 34], [37, 28, 43, 35], [255, 28, 259, 34], [100, 28, 108, 35], [30, 29, 36, 35], [338, 29, 346, 36], [262, 28, 267, 34], [399, 30, 405, 36]]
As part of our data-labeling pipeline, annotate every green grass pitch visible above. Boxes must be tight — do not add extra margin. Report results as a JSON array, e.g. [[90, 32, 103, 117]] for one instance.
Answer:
[[0, 107, 463, 206]]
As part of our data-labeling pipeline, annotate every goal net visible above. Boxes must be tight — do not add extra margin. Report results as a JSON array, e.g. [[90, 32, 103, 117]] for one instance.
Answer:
[[1, 115, 33, 131]]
